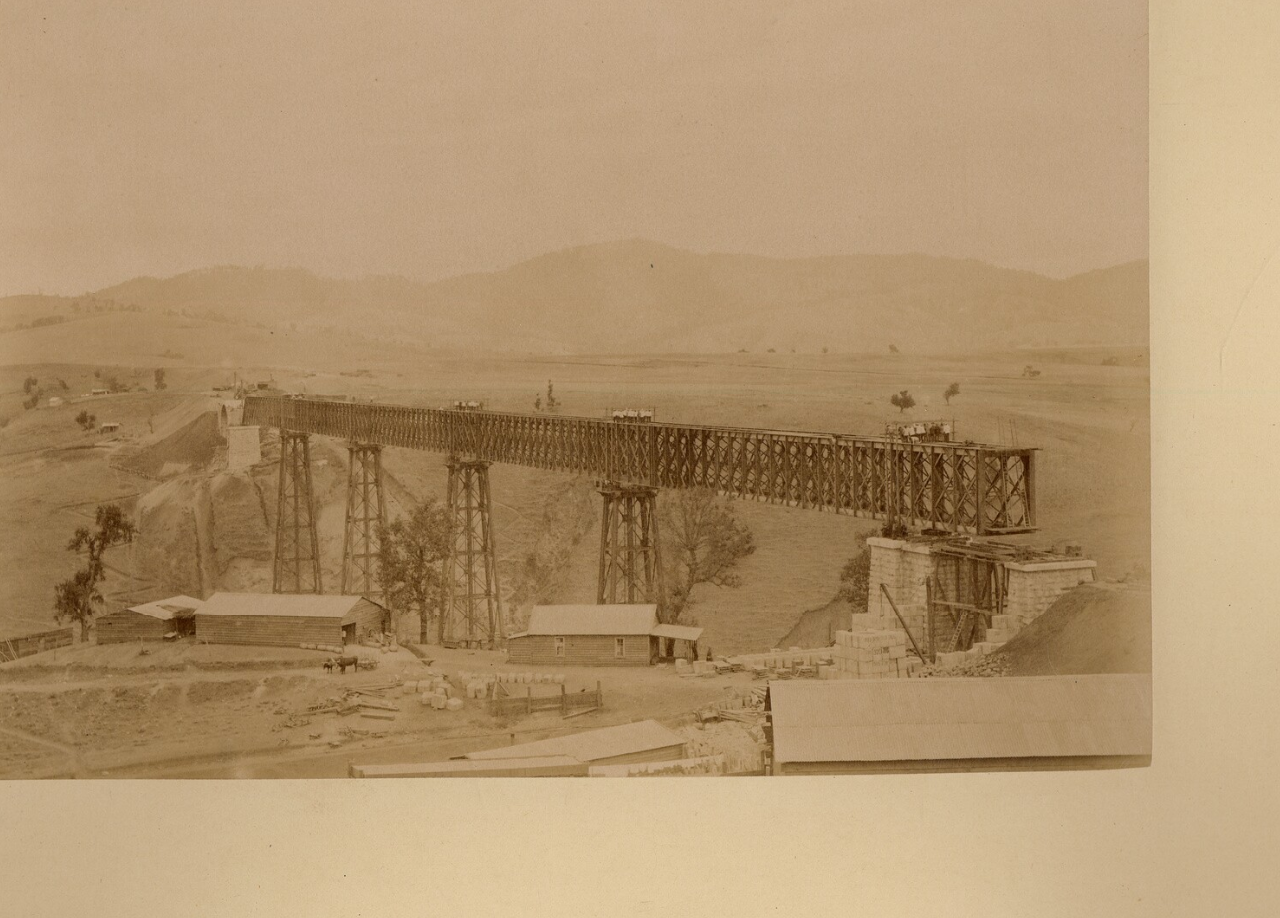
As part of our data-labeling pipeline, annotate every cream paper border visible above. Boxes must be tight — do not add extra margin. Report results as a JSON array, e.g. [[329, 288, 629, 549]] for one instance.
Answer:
[[4, 3, 1279, 915]]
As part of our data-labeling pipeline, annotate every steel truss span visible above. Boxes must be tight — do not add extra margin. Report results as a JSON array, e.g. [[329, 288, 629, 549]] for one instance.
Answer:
[[244, 396, 1036, 535]]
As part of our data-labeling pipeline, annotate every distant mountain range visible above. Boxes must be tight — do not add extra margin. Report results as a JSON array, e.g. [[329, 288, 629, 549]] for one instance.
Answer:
[[4, 240, 1147, 354]]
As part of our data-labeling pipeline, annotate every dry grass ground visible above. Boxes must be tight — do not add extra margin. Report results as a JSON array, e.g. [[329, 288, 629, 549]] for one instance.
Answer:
[[0, 639, 752, 778], [0, 340, 1148, 776]]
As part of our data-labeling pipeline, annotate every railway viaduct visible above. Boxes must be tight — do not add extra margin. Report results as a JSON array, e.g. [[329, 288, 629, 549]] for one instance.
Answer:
[[242, 395, 1037, 647]]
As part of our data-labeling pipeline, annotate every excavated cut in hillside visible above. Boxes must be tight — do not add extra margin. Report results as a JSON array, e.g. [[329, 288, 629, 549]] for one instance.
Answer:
[[118, 410, 224, 479], [994, 584, 1151, 676]]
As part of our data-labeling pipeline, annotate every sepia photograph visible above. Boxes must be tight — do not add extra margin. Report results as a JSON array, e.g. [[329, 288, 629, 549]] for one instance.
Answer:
[[0, 2, 1151, 785]]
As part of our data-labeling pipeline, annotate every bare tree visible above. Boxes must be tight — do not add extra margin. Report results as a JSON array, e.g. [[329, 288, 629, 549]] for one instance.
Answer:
[[509, 480, 596, 619], [659, 489, 755, 625]]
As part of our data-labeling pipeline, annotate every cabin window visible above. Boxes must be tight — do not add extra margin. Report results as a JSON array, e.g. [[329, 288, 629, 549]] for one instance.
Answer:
[[554, 637, 565, 656], [615, 637, 625, 658]]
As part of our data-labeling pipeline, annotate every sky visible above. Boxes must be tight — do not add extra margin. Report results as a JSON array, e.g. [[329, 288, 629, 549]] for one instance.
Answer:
[[0, 1, 1147, 296]]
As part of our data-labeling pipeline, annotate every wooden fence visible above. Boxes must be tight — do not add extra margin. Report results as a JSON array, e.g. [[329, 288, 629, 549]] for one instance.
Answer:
[[487, 681, 603, 717], [0, 626, 74, 663]]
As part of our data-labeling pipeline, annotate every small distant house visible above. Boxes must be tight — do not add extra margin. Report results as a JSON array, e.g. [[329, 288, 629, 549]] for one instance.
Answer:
[[193, 592, 389, 648], [506, 604, 702, 667], [99, 422, 120, 434], [47, 396, 64, 408], [96, 595, 203, 644], [90, 388, 109, 396]]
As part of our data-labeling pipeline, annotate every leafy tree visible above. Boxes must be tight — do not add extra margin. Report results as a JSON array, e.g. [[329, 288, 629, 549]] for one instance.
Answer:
[[890, 390, 915, 413], [659, 489, 756, 625], [54, 570, 103, 643], [944, 382, 960, 405], [376, 499, 451, 643], [888, 344, 900, 354], [154, 368, 167, 390], [75, 409, 97, 430], [55, 504, 137, 640], [544, 380, 560, 412], [23, 376, 38, 394], [836, 529, 878, 614], [534, 394, 542, 412]]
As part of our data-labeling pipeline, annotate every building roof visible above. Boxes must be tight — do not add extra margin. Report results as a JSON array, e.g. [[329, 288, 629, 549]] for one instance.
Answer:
[[525, 604, 658, 636], [196, 592, 380, 619], [351, 756, 584, 778], [768, 675, 1151, 765], [467, 720, 686, 764], [650, 623, 704, 642], [125, 595, 204, 620]]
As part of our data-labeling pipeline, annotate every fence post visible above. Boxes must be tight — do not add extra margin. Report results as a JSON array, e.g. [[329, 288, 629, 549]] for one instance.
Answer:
[[527, 687, 532, 715], [561, 683, 567, 715]]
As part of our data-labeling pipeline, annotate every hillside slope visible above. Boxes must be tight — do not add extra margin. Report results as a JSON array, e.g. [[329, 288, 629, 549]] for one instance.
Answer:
[[3, 241, 1147, 356]]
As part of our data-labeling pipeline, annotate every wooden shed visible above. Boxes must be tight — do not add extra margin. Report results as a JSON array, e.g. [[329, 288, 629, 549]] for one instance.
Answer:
[[506, 605, 701, 667], [349, 756, 589, 779], [95, 595, 203, 644], [765, 674, 1152, 775], [193, 593, 389, 648]]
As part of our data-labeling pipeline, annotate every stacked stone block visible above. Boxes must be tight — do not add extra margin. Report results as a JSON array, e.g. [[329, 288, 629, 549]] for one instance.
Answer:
[[863, 537, 1098, 652], [226, 425, 262, 470], [825, 629, 922, 679], [1003, 562, 1097, 629]]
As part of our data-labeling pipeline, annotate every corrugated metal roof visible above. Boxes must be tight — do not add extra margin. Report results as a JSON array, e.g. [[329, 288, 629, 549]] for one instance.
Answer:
[[650, 623, 704, 642], [125, 595, 204, 620], [467, 720, 686, 763], [196, 592, 371, 619], [768, 675, 1151, 764], [525, 605, 657, 636]]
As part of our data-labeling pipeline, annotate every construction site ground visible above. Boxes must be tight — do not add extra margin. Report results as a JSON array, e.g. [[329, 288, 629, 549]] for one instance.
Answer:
[[0, 640, 761, 779]]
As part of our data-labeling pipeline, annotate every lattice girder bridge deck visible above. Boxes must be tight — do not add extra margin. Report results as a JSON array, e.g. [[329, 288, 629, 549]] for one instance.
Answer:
[[245, 396, 1037, 535]]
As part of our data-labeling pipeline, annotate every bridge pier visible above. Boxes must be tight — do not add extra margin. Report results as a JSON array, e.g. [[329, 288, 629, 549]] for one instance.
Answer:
[[597, 483, 662, 605], [442, 457, 503, 648], [273, 431, 323, 594], [340, 442, 386, 597]]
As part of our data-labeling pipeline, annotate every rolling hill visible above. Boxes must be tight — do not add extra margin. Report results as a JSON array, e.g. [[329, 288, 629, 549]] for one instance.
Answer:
[[1, 241, 1146, 357]]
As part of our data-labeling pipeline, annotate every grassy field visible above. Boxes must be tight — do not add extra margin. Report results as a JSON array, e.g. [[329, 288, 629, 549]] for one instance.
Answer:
[[0, 341, 1149, 656]]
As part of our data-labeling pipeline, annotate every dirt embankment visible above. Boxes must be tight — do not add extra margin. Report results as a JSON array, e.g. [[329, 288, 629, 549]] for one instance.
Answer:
[[116, 410, 224, 479], [775, 596, 851, 650], [994, 583, 1151, 676]]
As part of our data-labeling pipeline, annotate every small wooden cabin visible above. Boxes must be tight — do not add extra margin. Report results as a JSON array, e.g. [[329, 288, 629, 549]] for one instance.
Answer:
[[193, 593, 388, 648], [506, 605, 702, 667], [95, 595, 203, 644]]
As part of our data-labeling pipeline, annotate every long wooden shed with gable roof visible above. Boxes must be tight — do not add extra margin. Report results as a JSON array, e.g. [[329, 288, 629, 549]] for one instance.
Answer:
[[506, 604, 702, 667], [95, 595, 203, 644], [765, 674, 1152, 775], [193, 592, 388, 648]]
